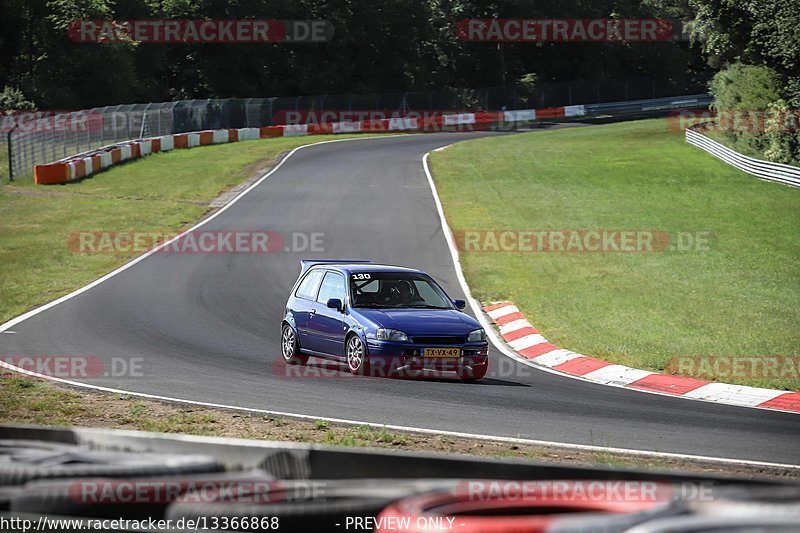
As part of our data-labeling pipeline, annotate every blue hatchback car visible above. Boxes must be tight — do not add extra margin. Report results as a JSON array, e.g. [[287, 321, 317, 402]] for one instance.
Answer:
[[281, 260, 489, 381]]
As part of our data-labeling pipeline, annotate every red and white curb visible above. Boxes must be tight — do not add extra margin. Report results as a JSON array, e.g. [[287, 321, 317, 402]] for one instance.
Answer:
[[32, 104, 596, 185], [484, 302, 800, 414]]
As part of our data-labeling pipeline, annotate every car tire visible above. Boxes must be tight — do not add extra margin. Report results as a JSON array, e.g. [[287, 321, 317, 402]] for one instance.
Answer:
[[345, 335, 370, 376], [281, 323, 308, 366], [457, 363, 487, 382]]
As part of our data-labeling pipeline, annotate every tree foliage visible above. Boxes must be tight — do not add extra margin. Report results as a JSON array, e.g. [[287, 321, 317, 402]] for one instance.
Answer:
[[709, 63, 782, 111], [690, 0, 799, 100], [1, 0, 796, 163], [693, 0, 800, 164], [0, 86, 35, 109], [1, 0, 703, 108]]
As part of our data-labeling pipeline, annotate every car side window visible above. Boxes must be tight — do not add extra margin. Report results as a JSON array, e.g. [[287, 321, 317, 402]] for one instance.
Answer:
[[357, 279, 379, 293], [295, 270, 324, 300], [316, 272, 346, 304]]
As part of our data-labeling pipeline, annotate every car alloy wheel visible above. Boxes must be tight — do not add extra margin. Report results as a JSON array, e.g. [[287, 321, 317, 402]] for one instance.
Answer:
[[281, 324, 307, 365], [346, 335, 370, 375]]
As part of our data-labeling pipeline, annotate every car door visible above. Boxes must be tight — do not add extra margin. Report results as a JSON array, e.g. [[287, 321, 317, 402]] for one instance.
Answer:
[[291, 269, 325, 345], [307, 270, 348, 356]]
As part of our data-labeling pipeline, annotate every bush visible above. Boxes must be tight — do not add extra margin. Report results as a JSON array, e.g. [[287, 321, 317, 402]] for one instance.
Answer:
[[764, 99, 800, 165], [709, 63, 799, 164], [0, 87, 35, 110], [709, 63, 782, 111]]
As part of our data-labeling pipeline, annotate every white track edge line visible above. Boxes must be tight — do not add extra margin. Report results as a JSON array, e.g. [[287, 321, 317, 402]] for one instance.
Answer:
[[0, 359, 796, 471], [420, 150, 799, 417]]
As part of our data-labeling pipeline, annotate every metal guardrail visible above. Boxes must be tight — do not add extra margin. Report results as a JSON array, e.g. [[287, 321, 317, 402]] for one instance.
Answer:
[[28, 92, 715, 185], [8, 92, 715, 184], [5, 78, 707, 180], [27, 93, 715, 185], [585, 94, 713, 116], [686, 127, 800, 188]]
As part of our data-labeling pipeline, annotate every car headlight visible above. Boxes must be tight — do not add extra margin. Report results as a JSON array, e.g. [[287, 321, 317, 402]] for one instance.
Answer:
[[375, 328, 409, 342], [467, 329, 486, 342]]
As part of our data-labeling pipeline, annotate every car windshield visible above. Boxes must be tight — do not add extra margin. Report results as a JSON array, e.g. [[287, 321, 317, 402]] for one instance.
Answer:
[[349, 272, 454, 309]]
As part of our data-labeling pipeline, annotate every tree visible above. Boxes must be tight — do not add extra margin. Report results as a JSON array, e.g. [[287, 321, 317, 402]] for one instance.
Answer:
[[689, 0, 799, 101], [0, 86, 35, 109]]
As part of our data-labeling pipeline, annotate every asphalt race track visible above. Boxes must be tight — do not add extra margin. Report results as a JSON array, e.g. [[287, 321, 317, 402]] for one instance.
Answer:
[[2, 132, 798, 465]]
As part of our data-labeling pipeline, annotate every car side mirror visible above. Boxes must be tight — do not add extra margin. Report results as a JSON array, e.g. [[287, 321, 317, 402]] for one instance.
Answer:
[[453, 299, 466, 310], [327, 298, 344, 312]]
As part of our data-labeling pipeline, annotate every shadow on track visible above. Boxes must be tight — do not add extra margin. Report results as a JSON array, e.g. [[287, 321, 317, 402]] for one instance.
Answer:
[[271, 358, 529, 387]]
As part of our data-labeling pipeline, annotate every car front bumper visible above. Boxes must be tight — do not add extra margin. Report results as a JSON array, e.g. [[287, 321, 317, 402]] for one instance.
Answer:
[[365, 340, 489, 373]]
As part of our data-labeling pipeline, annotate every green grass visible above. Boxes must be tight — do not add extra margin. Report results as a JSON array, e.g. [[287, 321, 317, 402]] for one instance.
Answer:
[[322, 425, 409, 447], [0, 135, 371, 323], [430, 119, 800, 390], [0, 377, 88, 426]]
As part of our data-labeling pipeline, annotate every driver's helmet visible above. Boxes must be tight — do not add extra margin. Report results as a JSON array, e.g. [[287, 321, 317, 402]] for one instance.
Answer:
[[395, 279, 415, 303], [383, 280, 415, 305]]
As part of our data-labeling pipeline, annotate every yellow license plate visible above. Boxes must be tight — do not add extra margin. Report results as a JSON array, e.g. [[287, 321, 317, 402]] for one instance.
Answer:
[[423, 347, 462, 358]]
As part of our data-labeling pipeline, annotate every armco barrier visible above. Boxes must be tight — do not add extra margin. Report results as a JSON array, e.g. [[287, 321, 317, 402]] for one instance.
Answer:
[[585, 94, 712, 117], [686, 127, 800, 188], [33, 94, 712, 185], [32, 116, 523, 184]]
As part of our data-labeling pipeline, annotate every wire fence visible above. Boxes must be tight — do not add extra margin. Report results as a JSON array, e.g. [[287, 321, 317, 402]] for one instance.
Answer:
[[5, 77, 705, 180]]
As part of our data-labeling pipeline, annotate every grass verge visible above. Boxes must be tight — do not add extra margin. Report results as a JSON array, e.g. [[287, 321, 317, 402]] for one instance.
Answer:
[[430, 118, 799, 390], [0, 134, 369, 324], [1, 374, 795, 479]]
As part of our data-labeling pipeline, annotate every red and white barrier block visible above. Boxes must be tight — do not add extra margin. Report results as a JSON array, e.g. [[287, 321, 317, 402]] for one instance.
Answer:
[[33, 104, 579, 185], [484, 302, 800, 414], [504, 109, 536, 122], [332, 121, 362, 133]]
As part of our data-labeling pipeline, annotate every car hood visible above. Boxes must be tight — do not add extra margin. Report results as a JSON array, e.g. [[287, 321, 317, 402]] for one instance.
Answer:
[[354, 308, 481, 335]]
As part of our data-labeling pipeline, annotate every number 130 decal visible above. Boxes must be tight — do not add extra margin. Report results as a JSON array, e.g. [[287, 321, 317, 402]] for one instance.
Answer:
[[352, 273, 371, 280]]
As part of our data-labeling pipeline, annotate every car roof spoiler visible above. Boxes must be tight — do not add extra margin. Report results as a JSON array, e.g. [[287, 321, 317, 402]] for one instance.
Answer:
[[299, 259, 373, 275]]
